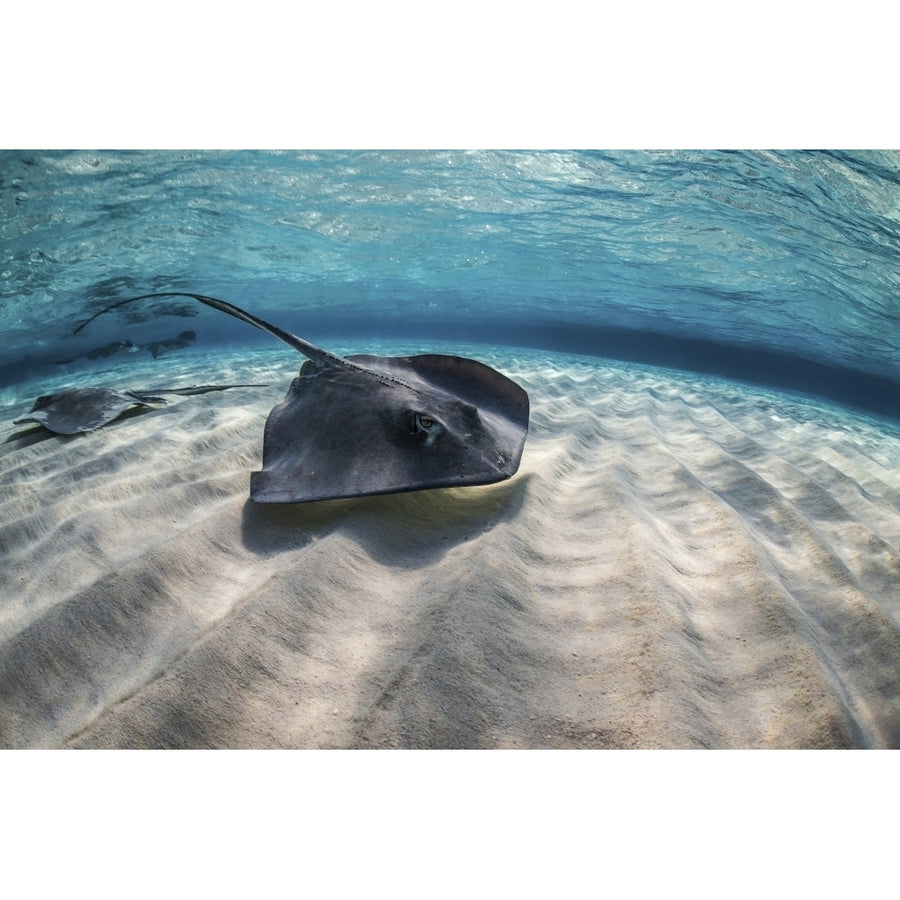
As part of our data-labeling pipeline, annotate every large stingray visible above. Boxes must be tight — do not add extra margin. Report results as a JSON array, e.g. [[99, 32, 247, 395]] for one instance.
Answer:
[[14, 384, 265, 435], [75, 292, 530, 503]]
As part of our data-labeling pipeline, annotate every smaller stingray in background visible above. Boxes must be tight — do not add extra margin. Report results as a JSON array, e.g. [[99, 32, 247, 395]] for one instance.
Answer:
[[55, 339, 140, 364], [142, 330, 196, 359], [55, 330, 196, 365], [14, 384, 266, 435], [76, 292, 531, 503]]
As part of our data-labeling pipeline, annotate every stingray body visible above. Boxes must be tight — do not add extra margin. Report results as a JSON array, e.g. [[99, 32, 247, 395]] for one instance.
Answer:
[[54, 330, 196, 365], [143, 330, 196, 359], [252, 349, 528, 503], [14, 384, 264, 435], [55, 339, 140, 365], [15, 387, 163, 434], [75, 292, 531, 503]]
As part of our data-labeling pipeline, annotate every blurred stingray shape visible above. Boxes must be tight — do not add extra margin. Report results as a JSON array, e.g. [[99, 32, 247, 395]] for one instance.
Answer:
[[76, 292, 531, 503], [55, 339, 140, 365], [143, 330, 196, 359], [14, 384, 265, 435], [55, 331, 196, 365]]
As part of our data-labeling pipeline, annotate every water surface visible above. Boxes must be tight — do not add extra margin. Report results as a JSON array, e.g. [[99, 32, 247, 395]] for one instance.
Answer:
[[2, 150, 898, 419]]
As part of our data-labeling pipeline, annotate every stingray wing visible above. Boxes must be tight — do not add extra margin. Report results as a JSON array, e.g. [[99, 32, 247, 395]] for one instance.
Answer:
[[249, 354, 530, 503]]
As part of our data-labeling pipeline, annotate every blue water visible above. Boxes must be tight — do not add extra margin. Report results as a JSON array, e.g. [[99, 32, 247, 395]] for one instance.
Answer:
[[2, 149, 899, 419]]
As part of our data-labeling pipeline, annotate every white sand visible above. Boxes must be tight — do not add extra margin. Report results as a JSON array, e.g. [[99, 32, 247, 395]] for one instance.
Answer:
[[1, 345, 899, 749]]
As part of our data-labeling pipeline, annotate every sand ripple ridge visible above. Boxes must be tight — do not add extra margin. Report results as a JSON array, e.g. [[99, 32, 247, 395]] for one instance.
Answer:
[[1, 351, 898, 748]]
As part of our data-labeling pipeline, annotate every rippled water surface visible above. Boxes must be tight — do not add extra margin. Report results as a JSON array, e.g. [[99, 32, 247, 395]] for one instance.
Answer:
[[1, 149, 899, 417]]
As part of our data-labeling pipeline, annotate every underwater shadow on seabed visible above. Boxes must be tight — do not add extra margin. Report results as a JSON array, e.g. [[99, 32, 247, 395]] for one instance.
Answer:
[[61, 479, 534, 749]]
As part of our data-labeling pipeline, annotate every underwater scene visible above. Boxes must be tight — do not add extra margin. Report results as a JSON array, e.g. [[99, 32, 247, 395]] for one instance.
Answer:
[[1, 149, 899, 748]]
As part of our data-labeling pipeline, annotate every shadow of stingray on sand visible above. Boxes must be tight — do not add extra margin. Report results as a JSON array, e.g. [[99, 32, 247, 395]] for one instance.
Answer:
[[240, 474, 532, 569], [5, 425, 76, 448]]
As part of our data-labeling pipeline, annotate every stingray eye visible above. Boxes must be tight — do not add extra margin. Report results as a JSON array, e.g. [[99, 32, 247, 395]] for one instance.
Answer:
[[411, 412, 438, 436]]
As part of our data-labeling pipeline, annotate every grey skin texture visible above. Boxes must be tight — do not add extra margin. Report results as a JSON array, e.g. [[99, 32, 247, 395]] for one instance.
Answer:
[[73, 292, 530, 503]]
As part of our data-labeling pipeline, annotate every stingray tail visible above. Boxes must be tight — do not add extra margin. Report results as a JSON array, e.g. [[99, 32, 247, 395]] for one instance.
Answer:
[[74, 292, 351, 369]]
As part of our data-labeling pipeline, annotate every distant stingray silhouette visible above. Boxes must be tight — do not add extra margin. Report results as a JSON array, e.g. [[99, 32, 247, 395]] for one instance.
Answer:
[[14, 384, 265, 435], [73, 292, 531, 503]]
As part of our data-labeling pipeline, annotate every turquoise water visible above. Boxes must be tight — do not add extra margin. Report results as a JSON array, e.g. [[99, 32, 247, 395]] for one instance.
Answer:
[[2, 149, 899, 419]]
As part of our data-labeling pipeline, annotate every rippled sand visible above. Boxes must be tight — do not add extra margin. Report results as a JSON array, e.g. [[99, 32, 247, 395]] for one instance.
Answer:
[[1, 346, 899, 749]]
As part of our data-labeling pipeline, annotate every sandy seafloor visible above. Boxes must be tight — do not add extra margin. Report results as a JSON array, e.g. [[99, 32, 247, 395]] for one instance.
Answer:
[[1, 341, 899, 750]]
